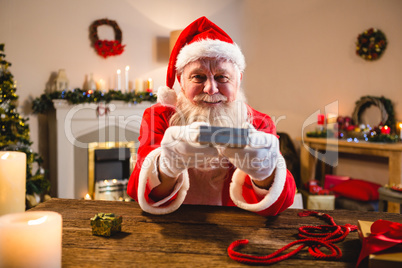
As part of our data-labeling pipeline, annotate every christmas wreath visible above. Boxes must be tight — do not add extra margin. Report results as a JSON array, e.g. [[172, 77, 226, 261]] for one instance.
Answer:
[[352, 95, 395, 130], [89, 19, 125, 58], [351, 95, 398, 143], [356, 28, 387, 61]]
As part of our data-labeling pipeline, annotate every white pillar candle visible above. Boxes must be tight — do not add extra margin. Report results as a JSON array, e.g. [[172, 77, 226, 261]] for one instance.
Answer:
[[135, 78, 143, 93], [125, 65, 130, 91], [0, 151, 26, 216], [116, 69, 121, 91], [0, 211, 62, 268]]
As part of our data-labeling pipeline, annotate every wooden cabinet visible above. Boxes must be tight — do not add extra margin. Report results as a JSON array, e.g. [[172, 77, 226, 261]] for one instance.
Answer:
[[299, 137, 402, 213]]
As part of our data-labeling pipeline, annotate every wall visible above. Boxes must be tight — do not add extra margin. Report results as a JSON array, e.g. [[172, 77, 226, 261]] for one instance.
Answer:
[[0, 0, 243, 177], [243, 0, 402, 138], [1, 0, 402, 187], [241, 0, 402, 184]]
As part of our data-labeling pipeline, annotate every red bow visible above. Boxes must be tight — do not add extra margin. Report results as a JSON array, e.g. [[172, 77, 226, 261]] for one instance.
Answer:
[[356, 220, 402, 267], [94, 40, 125, 58]]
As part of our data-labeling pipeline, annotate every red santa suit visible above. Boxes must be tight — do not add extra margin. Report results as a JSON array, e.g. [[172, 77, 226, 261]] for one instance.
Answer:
[[127, 103, 296, 215], [127, 16, 296, 215]]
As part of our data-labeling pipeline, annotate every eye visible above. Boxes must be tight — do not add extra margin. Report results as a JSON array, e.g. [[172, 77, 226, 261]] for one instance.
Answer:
[[215, 75, 229, 83], [190, 74, 206, 83]]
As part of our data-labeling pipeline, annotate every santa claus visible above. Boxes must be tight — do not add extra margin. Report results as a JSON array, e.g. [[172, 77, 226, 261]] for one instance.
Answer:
[[127, 16, 296, 215]]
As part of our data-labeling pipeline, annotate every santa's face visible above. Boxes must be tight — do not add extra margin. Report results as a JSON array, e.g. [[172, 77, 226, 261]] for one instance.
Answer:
[[179, 59, 242, 106]]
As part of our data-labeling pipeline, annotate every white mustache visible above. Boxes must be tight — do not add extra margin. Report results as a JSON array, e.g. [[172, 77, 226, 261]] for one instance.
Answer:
[[193, 94, 228, 103]]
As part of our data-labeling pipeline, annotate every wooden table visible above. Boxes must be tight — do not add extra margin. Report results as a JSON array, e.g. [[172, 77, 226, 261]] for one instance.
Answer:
[[29, 198, 402, 267], [299, 137, 402, 213]]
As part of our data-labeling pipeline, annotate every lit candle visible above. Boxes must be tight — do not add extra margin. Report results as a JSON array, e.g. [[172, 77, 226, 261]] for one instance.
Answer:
[[381, 125, 390, 135], [125, 66, 130, 92], [97, 79, 105, 91], [147, 78, 153, 91], [399, 122, 402, 140], [317, 114, 325, 125], [0, 211, 62, 267], [116, 69, 121, 90], [316, 114, 325, 132], [0, 151, 26, 216]]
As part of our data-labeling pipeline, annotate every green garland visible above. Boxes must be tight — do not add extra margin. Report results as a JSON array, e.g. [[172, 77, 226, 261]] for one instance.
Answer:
[[368, 134, 399, 143], [32, 88, 157, 114], [306, 129, 335, 138], [306, 95, 398, 143]]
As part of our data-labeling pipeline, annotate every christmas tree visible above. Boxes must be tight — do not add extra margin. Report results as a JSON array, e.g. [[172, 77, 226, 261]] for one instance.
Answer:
[[0, 44, 50, 208]]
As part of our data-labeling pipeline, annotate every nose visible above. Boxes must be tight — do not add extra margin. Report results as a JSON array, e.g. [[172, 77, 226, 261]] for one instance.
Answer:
[[203, 77, 219, 95]]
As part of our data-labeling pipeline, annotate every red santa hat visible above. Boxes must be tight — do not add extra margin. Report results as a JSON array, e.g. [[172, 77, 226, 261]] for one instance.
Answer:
[[157, 16, 245, 105]]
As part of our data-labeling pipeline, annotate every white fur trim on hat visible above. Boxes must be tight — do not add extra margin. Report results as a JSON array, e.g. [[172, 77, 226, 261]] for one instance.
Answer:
[[156, 85, 178, 106], [229, 155, 287, 212], [175, 39, 245, 74], [137, 147, 190, 215]]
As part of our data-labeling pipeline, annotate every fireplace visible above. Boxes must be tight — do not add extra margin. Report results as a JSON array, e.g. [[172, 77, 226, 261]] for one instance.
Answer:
[[48, 100, 151, 199], [88, 141, 135, 201]]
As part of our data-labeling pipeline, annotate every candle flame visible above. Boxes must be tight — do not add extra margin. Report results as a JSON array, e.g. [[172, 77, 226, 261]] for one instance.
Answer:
[[399, 123, 402, 128], [28, 216, 48, 225], [1, 152, 10, 160], [112, 179, 117, 183], [117, 69, 121, 74], [125, 65, 130, 71], [84, 193, 92, 200]]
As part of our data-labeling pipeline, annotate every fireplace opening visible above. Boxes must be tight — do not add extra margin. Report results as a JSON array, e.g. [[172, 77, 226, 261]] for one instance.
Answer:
[[95, 148, 131, 181], [88, 142, 135, 201]]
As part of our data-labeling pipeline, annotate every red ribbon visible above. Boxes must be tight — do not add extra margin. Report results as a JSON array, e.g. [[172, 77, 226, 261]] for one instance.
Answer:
[[356, 220, 402, 267], [228, 211, 357, 265]]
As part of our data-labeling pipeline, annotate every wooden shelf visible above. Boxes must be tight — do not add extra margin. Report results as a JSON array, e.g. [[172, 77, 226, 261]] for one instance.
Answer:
[[298, 137, 402, 213]]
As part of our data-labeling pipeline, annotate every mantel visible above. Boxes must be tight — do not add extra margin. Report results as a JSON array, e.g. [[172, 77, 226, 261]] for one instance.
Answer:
[[48, 100, 152, 199]]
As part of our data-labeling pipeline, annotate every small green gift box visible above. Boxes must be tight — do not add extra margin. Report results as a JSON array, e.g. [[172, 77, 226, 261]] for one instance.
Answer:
[[90, 213, 122, 236]]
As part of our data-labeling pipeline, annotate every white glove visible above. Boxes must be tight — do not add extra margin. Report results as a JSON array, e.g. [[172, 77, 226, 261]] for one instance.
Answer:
[[159, 122, 220, 178], [219, 124, 280, 180]]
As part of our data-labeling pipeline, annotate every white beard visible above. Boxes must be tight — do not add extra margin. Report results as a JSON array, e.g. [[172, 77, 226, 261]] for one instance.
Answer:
[[169, 89, 252, 205], [169, 89, 251, 127]]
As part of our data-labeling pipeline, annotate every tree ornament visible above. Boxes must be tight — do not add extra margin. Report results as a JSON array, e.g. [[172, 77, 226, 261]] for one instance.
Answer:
[[89, 19, 125, 58], [356, 28, 387, 61]]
